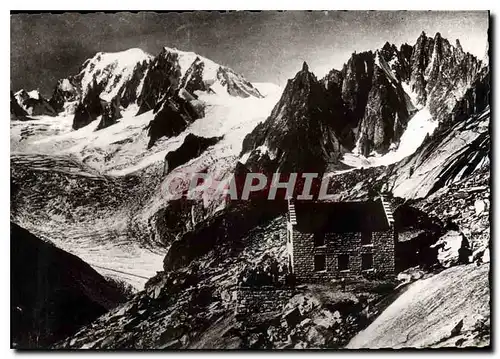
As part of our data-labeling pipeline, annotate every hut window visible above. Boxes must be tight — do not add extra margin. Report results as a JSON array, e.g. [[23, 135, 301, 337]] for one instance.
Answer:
[[361, 231, 372, 245], [338, 254, 349, 271], [314, 254, 326, 271], [362, 253, 373, 270], [314, 233, 325, 247]]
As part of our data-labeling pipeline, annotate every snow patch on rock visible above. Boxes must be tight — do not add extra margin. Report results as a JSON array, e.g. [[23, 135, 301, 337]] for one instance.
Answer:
[[342, 107, 436, 168], [27, 89, 40, 100]]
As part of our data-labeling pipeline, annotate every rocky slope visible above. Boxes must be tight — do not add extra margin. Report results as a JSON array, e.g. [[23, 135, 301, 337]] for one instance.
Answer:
[[389, 68, 490, 199], [11, 222, 126, 349], [347, 263, 490, 348], [53, 217, 287, 349]]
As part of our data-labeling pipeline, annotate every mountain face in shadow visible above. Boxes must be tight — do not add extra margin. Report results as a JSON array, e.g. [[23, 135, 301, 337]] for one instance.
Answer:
[[11, 222, 126, 349]]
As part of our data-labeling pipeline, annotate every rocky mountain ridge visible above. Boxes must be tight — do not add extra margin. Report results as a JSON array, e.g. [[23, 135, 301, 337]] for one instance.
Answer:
[[241, 32, 483, 174], [241, 62, 353, 173]]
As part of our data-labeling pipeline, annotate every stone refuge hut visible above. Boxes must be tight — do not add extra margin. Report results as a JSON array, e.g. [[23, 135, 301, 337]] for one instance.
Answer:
[[286, 196, 397, 283]]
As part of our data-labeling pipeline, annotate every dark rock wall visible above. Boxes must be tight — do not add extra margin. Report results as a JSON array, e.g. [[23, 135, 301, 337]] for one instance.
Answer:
[[163, 134, 221, 174], [10, 91, 28, 118], [146, 94, 201, 148], [72, 79, 104, 130], [137, 49, 182, 115], [49, 78, 80, 113], [96, 97, 122, 131]]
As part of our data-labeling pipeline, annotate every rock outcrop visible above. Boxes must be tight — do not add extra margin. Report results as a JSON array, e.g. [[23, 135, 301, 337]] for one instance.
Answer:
[[95, 96, 122, 131], [241, 62, 353, 173], [356, 59, 409, 155], [14, 89, 56, 116], [72, 78, 104, 130], [145, 93, 202, 148], [49, 78, 80, 113], [163, 133, 221, 174], [10, 91, 31, 120]]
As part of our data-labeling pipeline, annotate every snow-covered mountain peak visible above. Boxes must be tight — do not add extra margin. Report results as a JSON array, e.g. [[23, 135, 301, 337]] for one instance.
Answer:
[[78, 48, 153, 98], [161, 47, 220, 81], [90, 48, 152, 68], [240, 64, 353, 173], [158, 46, 262, 99]]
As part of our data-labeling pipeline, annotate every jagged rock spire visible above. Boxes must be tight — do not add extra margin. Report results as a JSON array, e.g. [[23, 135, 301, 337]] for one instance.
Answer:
[[240, 60, 355, 173]]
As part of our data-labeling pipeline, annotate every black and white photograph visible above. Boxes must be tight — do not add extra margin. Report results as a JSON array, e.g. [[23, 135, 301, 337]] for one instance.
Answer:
[[9, 10, 491, 350]]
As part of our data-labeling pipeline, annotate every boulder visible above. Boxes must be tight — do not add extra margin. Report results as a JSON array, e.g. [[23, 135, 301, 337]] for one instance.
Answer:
[[313, 309, 340, 329], [474, 199, 486, 215], [431, 230, 472, 267], [305, 326, 326, 347], [283, 307, 302, 328]]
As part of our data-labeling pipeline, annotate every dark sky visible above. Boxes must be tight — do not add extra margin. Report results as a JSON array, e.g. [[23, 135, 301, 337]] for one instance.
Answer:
[[11, 11, 489, 97]]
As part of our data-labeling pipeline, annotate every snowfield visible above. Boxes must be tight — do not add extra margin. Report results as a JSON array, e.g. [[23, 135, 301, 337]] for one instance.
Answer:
[[342, 107, 437, 168]]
